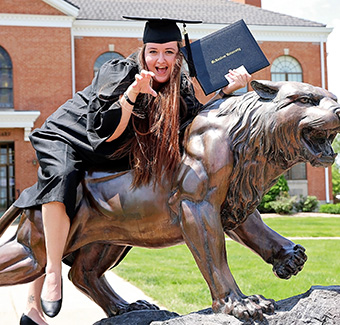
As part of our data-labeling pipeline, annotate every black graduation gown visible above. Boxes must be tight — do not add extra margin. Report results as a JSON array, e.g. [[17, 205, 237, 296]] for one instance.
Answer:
[[14, 56, 202, 219]]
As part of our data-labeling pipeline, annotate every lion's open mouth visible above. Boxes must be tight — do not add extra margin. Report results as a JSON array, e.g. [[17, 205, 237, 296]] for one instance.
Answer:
[[301, 127, 338, 166]]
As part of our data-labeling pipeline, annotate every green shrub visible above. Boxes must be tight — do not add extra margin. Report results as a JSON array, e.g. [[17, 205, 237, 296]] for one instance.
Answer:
[[258, 175, 289, 213], [294, 195, 319, 212], [302, 196, 319, 212], [258, 193, 275, 213], [269, 192, 296, 214], [332, 164, 340, 200], [319, 203, 340, 214]]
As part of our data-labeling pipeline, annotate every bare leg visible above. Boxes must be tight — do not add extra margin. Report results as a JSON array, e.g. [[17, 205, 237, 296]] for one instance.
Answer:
[[41, 202, 70, 302], [24, 276, 48, 325]]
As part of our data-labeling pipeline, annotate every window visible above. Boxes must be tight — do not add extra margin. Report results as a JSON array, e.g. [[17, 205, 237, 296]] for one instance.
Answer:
[[0, 143, 15, 213], [285, 162, 307, 180], [0, 47, 13, 108], [271, 55, 306, 181], [271, 55, 303, 82], [94, 51, 124, 75]]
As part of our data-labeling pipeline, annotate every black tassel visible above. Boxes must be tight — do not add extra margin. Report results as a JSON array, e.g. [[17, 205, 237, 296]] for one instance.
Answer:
[[183, 23, 196, 77]]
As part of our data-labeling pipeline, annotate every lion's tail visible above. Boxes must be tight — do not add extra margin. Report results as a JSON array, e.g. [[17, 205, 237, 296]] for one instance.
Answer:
[[0, 205, 22, 238]]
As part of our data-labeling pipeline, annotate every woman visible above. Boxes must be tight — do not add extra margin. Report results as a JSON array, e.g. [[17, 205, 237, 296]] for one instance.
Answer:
[[16, 18, 251, 324]]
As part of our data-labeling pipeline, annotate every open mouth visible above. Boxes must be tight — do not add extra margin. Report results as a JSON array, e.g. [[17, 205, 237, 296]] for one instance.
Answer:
[[301, 127, 338, 166], [156, 67, 168, 75]]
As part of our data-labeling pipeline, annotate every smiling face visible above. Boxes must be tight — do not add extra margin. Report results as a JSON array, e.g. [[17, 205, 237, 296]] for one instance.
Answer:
[[144, 41, 179, 85]]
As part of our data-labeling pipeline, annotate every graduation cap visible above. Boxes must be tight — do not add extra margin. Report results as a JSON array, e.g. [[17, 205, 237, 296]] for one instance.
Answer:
[[123, 16, 202, 77]]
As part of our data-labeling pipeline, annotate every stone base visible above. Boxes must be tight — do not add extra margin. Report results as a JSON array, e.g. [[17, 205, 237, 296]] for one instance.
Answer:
[[94, 285, 340, 325]]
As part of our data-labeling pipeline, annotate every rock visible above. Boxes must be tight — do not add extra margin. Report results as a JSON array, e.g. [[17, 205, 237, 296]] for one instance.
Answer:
[[268, 285, 340, 325], [93, 310, 180, 325], [94, 285, 340, 325]]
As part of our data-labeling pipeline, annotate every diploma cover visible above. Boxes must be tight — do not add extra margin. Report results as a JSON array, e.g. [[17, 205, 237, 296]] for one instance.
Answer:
[[182, 19, 270, 95]]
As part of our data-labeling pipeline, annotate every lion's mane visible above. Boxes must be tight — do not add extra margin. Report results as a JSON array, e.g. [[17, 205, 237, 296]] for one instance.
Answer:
[[216, 92, 299, 230]]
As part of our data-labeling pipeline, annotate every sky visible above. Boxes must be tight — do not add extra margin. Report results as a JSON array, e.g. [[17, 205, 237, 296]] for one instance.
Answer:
[[261, 0, 340, 99]]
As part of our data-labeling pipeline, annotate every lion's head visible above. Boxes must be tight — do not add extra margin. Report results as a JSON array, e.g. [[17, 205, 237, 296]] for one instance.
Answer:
[[218, 80, 340, 230], [252, 80, 340, 167]]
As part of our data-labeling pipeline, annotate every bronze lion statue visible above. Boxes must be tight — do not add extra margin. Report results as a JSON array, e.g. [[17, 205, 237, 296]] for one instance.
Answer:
[[0, 80, 339, 321]]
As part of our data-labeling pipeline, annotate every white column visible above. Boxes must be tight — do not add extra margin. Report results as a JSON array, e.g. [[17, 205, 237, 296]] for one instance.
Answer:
[[320, 40, 330, 203]]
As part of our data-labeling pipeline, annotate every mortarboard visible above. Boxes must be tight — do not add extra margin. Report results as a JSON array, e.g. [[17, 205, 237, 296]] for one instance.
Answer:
[[123, 16, 202, 77]]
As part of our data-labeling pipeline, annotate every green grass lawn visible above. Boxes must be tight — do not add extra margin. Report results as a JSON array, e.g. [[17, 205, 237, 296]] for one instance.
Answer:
[[262, 216, 340, 237], [113, 217, 340, 314]]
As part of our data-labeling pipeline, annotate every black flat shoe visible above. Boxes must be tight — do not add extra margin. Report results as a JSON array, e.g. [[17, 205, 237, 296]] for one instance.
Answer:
[[41, 277, 63, 318], [41, 297, 62, 318], [20, 314, 38, 325]]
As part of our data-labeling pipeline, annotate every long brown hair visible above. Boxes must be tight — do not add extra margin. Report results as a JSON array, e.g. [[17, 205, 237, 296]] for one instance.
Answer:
[[113, 42, 184, 187]]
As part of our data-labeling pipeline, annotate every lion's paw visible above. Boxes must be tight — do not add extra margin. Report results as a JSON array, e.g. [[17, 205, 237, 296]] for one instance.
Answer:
[[213, 293, 276, 320], [116, 300, 159, 315], [272, 244, 307, 279]]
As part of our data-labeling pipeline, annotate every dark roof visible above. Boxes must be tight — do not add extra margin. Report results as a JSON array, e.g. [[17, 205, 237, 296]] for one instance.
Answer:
[[63, 0, 79, 9], [66, 0, 325, 27]]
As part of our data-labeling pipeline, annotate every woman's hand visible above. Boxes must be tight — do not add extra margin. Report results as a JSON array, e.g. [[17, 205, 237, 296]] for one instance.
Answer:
[[131, 70, 158, 97], [106, 70, 157, 142], [222, 66, 252, 94]]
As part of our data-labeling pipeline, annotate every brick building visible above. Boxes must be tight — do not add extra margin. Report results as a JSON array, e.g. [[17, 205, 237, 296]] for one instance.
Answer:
[[0, 0, 333, 214]]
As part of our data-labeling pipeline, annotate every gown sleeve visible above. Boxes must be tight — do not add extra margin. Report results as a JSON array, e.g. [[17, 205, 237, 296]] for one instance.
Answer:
[[86, 58, 139, 150]]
